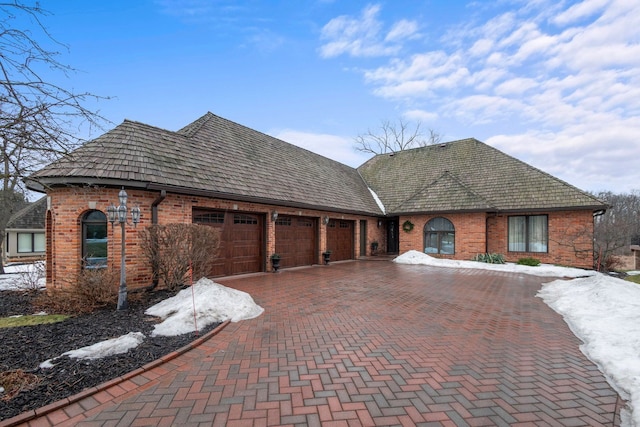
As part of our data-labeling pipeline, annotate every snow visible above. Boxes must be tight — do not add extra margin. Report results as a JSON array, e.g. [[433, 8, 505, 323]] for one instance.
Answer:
[[368, 187, 386, 214], [3, 256, 640, 424], [145, 277, 265, 336], [1, 269, 263, 368], [40, 332, 146, 367], [0, 262, 46, 291], [394, 250, 596, 278], [395, 250, 640, 426]]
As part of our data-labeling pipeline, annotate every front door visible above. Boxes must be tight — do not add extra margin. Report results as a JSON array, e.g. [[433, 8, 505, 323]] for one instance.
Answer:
[[387, 217, 399, 254]]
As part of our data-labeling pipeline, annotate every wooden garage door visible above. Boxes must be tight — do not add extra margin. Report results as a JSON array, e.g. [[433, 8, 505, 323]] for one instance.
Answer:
[[193, 210, 264, 277], [275, 216, 317, 268], [326, 219, 354, 261]]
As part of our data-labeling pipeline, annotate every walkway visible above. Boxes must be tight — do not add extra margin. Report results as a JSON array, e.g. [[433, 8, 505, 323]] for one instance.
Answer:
[[7, 260, 621, 426]]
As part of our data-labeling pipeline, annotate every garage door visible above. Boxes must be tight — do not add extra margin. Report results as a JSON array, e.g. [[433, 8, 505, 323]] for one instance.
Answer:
[[275, 216, 317, 268], [326, 219, 354, 262], [193, 210, 264, 277]]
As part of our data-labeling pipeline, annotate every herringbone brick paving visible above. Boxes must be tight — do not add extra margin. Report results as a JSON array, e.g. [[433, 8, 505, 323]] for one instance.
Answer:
[[9, 260, 621, 426]]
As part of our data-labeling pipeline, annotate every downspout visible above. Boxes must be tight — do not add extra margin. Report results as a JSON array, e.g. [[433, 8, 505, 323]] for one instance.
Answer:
[[152, 190, 167, 225], [135, 190, 166, 292], [593, 208, 606, 271]]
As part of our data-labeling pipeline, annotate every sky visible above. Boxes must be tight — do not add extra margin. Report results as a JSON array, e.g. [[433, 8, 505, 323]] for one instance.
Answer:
[[3, 258, 640, 425], [24, 0, 640, 194]]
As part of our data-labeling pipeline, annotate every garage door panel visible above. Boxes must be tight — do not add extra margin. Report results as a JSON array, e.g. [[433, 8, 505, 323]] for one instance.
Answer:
[[327, 219, 354, 261], [275, 216, 317, 268], [193, 210, 263, 277]]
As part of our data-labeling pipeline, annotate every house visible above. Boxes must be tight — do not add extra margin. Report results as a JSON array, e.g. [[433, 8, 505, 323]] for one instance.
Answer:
[[26, 112, 606, 290], [4, 196, 47, 263]]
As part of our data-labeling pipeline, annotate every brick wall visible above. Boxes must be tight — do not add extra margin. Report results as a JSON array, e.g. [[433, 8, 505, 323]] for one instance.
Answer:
[[399, 213, 488, 260], [399, 210, 595, 269], [46, 187, 382, 289], [488, 210, 594, 268]]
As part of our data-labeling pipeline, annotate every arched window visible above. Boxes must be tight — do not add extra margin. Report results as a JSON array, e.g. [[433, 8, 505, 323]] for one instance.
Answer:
[[82, 210, 107, 268], [424, 217, 455, 255]]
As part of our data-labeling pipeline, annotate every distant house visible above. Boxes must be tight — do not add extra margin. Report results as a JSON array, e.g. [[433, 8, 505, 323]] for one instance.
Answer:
[[26, 112, 606, 290], [4, 197, 47, 263]]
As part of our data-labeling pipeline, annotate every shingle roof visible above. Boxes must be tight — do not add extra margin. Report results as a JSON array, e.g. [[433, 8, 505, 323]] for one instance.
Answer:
[[6, 197, 46, 229], [357, 138, 606, 214], [28, 113, 383, 215]]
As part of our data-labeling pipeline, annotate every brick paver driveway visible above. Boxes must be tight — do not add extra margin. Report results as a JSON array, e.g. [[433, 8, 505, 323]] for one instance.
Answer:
[[12, 260, 621, 426]]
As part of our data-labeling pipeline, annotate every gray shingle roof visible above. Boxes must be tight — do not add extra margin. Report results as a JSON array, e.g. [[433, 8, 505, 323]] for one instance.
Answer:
[[6, 197, 46, 229], [357, 138, 606, 214], [28, 113, 383, 215]]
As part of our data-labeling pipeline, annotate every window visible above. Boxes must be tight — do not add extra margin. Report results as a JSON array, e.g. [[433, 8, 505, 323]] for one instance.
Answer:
[[82, 210, 108, 269], [424, 217, 455, 255], [234, 214, 258, 224], [17, 233, 45, 253], [193, 212, 224, 224], [276, 217, 292, 226], [508, 215, 548, 253]]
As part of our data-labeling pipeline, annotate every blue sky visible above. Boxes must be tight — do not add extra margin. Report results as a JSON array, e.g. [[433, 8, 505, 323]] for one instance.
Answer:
[[34, 0, 640, 193]]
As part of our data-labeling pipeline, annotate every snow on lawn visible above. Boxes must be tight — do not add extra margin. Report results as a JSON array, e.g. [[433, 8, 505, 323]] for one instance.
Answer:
[[0, 262, 46, 291], [396, 250, 640, 426], [145, 277, 264, 337]]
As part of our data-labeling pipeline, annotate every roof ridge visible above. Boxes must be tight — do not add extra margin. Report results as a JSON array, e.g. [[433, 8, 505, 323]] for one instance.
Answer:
[[393, 170, 494, 212]]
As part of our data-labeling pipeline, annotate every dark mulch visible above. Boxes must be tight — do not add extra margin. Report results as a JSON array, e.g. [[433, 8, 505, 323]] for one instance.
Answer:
[[0, 289, 219, 421]]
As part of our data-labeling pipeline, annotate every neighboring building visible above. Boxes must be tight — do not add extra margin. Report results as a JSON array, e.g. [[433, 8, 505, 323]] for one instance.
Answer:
[[26, 112, 606, 290], [4, 197, 47, 263]]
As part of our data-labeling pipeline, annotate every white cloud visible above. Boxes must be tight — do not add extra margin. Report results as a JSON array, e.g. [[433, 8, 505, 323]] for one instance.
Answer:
[[271, 129, 371, 168], [322, 0, 640, 192], [319, 4, 418, 58], [385, 19, 419, 42]]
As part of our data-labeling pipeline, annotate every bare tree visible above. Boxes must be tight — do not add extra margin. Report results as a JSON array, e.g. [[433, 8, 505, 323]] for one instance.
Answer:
[[592, 190, 640, 271], [354, 118, 442, 155], [0, 1, 109, 274]]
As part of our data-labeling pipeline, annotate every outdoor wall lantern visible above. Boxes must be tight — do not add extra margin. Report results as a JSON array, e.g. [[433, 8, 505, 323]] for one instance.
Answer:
[[271, 210, 278, 222], [323, 216, 330, 225], [378, 219, 383, 228], [107, 187, 140, 311]]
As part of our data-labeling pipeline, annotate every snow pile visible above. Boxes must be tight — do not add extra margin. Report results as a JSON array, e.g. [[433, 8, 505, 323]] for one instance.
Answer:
[[29, 278, 263, 364], [394, 250, 596, 278], [539, 275, 640, 426], [145, 277, 264, 337], [40, 332, 145, 368]]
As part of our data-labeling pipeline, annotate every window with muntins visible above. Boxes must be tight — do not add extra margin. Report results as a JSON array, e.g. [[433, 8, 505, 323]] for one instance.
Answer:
[[424, 217, 455, 255], [508, 215, 548, 252], [82, 210, 107, 269]]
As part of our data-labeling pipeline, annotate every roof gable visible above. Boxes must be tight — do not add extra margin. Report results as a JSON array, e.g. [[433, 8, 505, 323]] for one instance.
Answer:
[[395, 171, 494, 213]]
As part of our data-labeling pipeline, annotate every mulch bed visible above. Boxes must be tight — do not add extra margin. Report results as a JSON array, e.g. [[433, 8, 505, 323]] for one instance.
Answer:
[[0, 289, 219, 421]]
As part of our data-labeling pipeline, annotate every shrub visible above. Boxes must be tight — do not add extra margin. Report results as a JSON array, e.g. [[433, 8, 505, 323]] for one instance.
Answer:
[[35, 266, 120, 314], [17, 261, 45, 291], [517, 257, 541, 266], [472, 253, 505, 264], [139, 224, 220, 291]]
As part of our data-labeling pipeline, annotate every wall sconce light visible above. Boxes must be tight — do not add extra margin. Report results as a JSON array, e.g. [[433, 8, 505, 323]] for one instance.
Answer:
[[323, 216, 330, 225], [271, 211, 278, 222], [378, 219, 383, 228]]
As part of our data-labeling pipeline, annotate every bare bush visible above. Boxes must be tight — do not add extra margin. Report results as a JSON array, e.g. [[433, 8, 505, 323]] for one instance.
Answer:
[[17, 261, 45, 291], [35, 267, 120, 314], [139, 224, 220, 291]]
